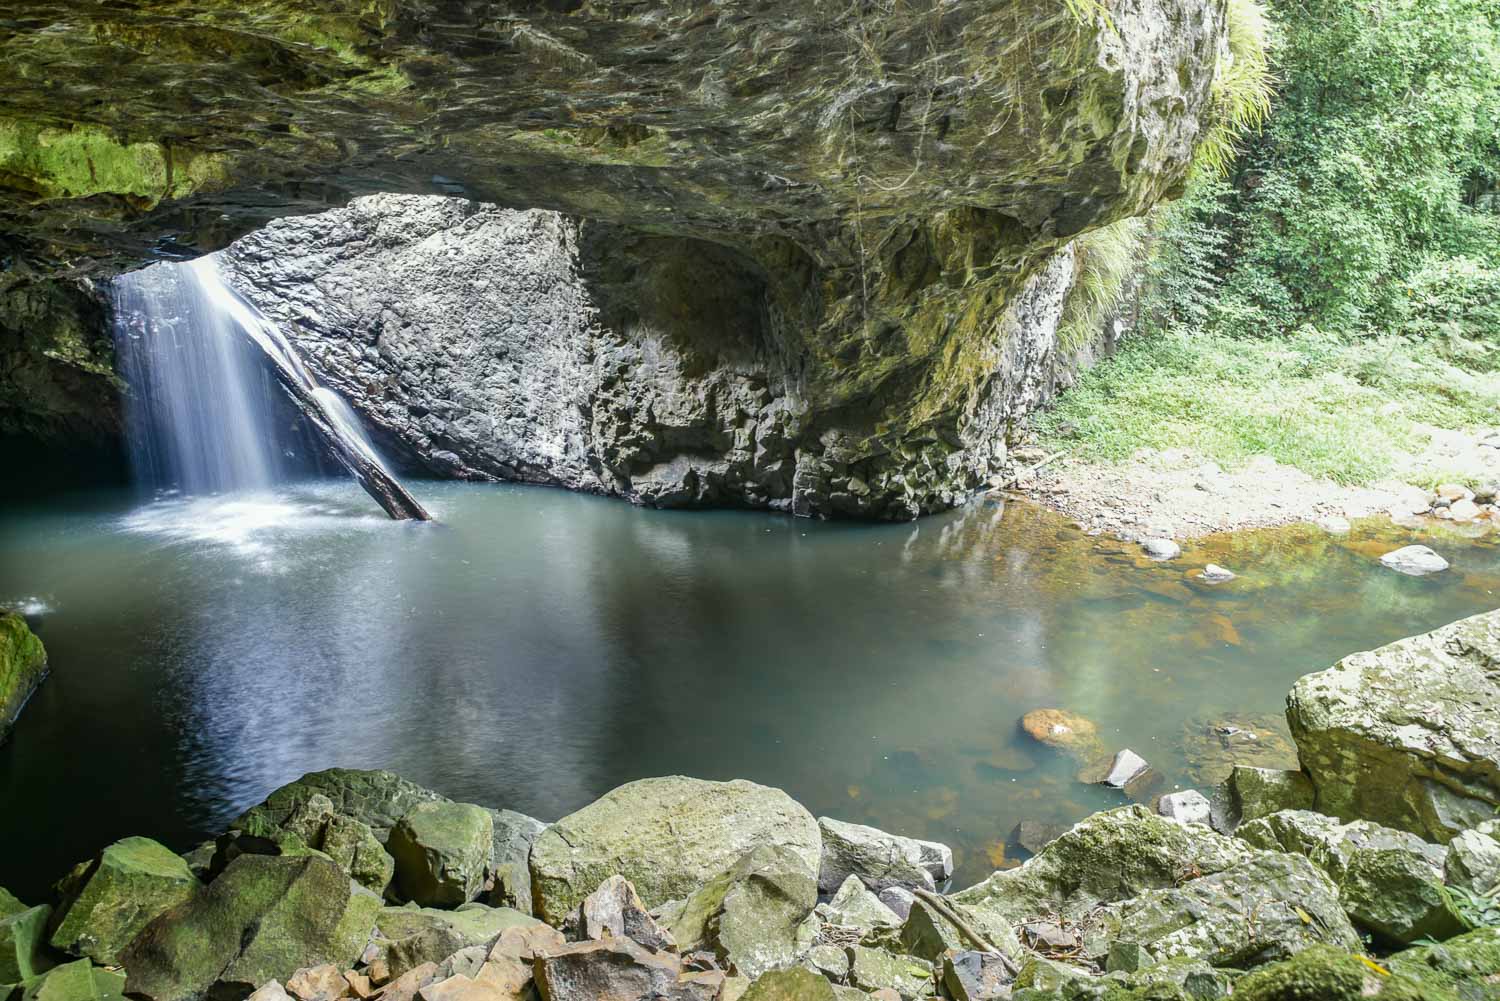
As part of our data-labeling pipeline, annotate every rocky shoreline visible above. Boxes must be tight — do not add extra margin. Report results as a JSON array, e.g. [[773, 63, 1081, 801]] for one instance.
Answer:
[[2, 611, 1498, 1000]]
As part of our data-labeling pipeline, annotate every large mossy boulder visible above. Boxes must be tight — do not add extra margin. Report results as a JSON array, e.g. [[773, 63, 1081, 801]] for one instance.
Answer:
[[529, 777, 820, 925], [1232, 944, 1455, 1001], [47, 837, 198, 965], [0, 905, 53, 985], [120, 855, 380, 1001], [1083, 851, 1360, 968], [0, 613, 47, 742], [665, 846, 818, 979], [950, 806, 1252, 923], [9, 959, 128, 1001], [233, 768, 446, 845], [1236, 810, 1464, 945], [1386, 927, 1500, 1000], [387, 801, 492, 908], [1286, 609, 1500, 842]]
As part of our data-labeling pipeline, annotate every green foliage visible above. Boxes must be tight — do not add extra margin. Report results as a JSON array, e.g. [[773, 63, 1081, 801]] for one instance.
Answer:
[[1209, 0, 1500, 338], [1058, 218, 1144, 353], [1192, 0, 1275, 178]]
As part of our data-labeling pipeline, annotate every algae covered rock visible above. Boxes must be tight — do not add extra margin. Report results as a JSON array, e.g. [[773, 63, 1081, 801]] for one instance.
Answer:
[[0, 612, 47, 742], [0, 905, 53, 985], [482, 809, 545, 916], [529, 777, 820, 925], [666, 845, 818, 980], [1236, 810, 1463, 945], [950, 805, 1252, 923], [1216, 766, 1316, 829], [1287, 608, 1500, 842], [10, 959, 127, 1001], [234, 768, 446, 844], [816, 817, 952, 894], [371, 903, 539, 981], [897, 897, 1019, 965], [47, 837, 198, 965], [741, 967, 838, 1001], [1386, 926, 1500, 1000], [845, 946, 933, 998], [120, 855, 380, 1001], [388, 802, 492, 908], [1232, 944, 1453, 1001]]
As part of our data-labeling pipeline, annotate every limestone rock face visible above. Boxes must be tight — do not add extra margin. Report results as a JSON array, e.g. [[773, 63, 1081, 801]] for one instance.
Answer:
[[0, 613, 47, 742], [815, 817, 952, 894], [47, 837, 199, 965], [387, 802, 493, 908], [528, 777, 820, 925], [2, 0, 1232, 512], [121, 855, 380, 1001], [1236, 810, 1463, 945], [1286, 609, 1500, 842]]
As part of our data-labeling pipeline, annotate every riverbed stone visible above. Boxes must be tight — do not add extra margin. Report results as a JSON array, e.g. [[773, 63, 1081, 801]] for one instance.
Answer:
[[1379, 545, 1450, 576], [876, 888, 916, 922], [816, 876, 900, 931], [940, 951, 1014, 1001], [372, 904, 540, 981], [47, 836, 198, 965], [666, 845, 818, 979], [577, 875, 675, 952], [389, 802, 493, 908], [0, 906, 54, 985], [1286, 608, 1500, 842], [10, 959, 127, 1001], [0, 612, 47, 743], [482, 809, 544, 916], [529, 777, 820, 926], [1083, 850, 1360, 967], [816, 817, 952, 894], [1018, 709, 1107, 769], [951, 806, 1252, 924], [1142, 539, 1181, 561], [1235, 810, 1462, 945], [120, 855, 380, 1001], [1386, 926, 1500, 999]]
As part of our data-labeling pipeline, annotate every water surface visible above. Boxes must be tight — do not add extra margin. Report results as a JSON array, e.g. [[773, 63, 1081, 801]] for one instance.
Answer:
[[2, 481, 1497, 899]]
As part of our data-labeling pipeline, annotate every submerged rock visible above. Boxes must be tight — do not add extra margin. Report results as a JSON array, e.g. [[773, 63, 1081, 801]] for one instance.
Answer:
[[1236, 810, 1463, 945], [1379, 545, 1450, 576], [121, 855, 380, 1001], [0, 612, 47, 742], [666, 845, 818, 980], [388, 802, 493, 908], [1142, 539, 1182, 561], [47, 837, 198, 965], [528, 777, 819, 925], [1179, 713, 1299, 788], [1287, 608, 1500, 842], [1019, 709, 1107, 766], [815, 817, 952, 894]]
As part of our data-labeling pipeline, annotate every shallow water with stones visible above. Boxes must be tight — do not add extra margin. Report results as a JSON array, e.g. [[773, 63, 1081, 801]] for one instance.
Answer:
[[1, 480, 1497, 899]]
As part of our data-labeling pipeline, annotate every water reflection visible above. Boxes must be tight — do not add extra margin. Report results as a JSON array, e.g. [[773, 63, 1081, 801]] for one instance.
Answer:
[[0, 482, 1497, 899]]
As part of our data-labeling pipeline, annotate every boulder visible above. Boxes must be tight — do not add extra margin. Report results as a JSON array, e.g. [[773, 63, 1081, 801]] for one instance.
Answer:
[[666, 845, 818, 979], [815, 817, 952, 894], [1215, 766, 1316, 830], [1082, 851, 1361, 967], [0, 906, 53, 985], [0, 612, 47, 742], [482, 810, 544, 916], [1012, 955, 1234, 1000], [576, 876, 675, 952], [528, 777, 820, 925], [740, 968, 837, 1001], [815, 876, 900, 930], [1142, 539, 1181, 561], [876, 888, 916, 922], [235, 769, 446, 844], [247, 983, 293, 1001], [940, 952, 1014, 1001], [1008, 821, 1069, 857], [1019, 709, 1106, 765], [532, 939, 717, 1001], [120, 855, 380, 1001], [950, 806, 1252, 924], [371, 904, 540, 981], [388, 802, 493, 908], [1386, 927, 1500, 999], [1445, 820, 1500, 894], [1379, 545, 1450, 576], [285, 965, 348, 1001], [897, 897, 1019, 965], [1156, 790, 1212, 826], [844, 947, 933, 998], [47, 837, 199, 965], [1231, 943, 1450, 1000], [1286, 609, 1500, 842], [0, 889, 23, 919], [800, 944, 848, 982], [9, 959, 127, 1001], [1236, 810, 1463, 945]]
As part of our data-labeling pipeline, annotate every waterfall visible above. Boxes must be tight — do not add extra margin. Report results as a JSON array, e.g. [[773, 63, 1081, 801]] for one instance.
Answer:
[[113, 257, 430, 520]]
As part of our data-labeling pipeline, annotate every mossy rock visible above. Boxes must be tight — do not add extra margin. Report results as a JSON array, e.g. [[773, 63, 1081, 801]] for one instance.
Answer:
[[371, 902, 539, 980], [0, 889, 24, 920], [666, 845, 818, 980], [1232, 944, 1456, 1000], [48, 837, 198, 965], [0, 613, 47, 741], [11, 960, 127, 1001], [1386, 927, 1500, 1001], [233, 767, 446, 843], [740, 967, 837, 1001], [0, 906, 54, 986], [387, 801, 492, 908], [120, 854, 380, 1001]]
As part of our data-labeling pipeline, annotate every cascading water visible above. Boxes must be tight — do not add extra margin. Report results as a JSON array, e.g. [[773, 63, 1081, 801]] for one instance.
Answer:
[[113, 256, 430, 520]]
